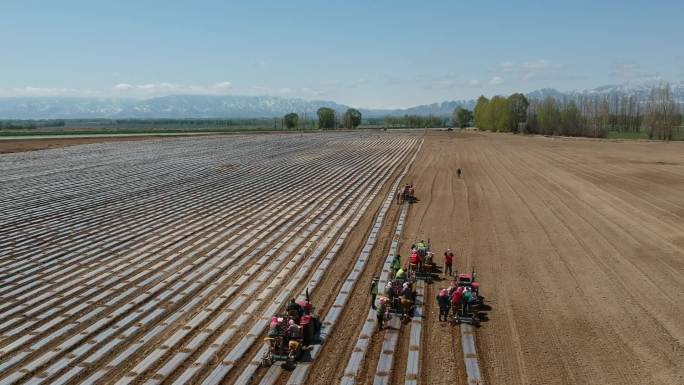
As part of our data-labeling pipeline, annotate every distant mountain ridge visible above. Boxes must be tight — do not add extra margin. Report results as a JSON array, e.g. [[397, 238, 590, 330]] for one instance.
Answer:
[[0, 95, 348, 120], [0, 81, 681, 119]]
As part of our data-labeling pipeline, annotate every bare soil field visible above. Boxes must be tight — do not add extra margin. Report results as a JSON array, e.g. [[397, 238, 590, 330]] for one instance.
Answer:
[[400, 131, 683, 385], [305, 131, 684, 385], [0, 136, 178, 154], [0, 130, 682, 385]]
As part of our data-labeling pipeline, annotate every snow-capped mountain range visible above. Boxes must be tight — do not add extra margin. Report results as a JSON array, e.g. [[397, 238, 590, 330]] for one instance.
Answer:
[[0, 82, 681, 119]]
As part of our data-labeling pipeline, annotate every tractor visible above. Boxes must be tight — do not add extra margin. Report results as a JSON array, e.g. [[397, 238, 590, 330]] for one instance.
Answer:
[[407, 239, 435, 283], [261, 292, 321, 369], [452, 269, 484, 327]]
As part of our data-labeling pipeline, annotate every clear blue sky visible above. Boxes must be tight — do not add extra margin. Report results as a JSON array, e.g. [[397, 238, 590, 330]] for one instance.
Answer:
[[1, 0, 682, 108]]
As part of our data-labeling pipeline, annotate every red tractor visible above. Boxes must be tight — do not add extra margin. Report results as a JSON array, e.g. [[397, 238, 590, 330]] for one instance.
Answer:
[[452, 270, 484, 326], [261, 294, 321, 369]]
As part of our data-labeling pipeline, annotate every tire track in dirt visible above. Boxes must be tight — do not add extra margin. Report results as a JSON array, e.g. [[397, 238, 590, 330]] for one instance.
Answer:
[[463, 132, 683, 385], [393, 133, 467, 385], [492, 139, 682, 382]]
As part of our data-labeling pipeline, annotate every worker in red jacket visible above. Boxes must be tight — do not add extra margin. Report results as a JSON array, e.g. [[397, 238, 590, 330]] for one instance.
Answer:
[[443, 249, 454, 276], [450, 286, 464, 317]]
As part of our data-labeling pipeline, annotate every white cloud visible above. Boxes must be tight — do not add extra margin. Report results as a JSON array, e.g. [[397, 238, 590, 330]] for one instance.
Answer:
[[496, 59, 569, 81], [425, 75, 483, 89], [301, 87, 326, 97], [488, 76, 504, 85], [500, 61, 515, 72], [111, 82, 233, 96], [113, 83, 134, 90], [212, 81, 233, 89], [244, 85, 326, 98], [522, 59, 550, 70]]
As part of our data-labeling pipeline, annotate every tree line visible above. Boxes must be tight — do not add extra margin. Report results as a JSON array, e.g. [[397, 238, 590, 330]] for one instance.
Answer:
[[467, 83, 682, 140], [283, 108, 363, 130], [0, 119, 66, 129], [383, 115, 446, 128]]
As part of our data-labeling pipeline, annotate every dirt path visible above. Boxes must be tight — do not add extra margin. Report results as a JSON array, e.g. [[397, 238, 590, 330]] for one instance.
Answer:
[[396, 133, 469, 385], [409, 131, 684, 385]]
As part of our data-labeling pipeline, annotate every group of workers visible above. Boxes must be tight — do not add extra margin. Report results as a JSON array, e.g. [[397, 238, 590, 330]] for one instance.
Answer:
[[370, 244, 465, 329], [268, 298, 317, 348], [368, 243, 462, 329], [436, 283, 476, 321], [372, 277, 415, 329], [396, 184, 416, 204]]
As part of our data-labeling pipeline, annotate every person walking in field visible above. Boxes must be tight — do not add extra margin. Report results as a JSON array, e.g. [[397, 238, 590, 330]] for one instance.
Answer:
[[370, 276, 379, 309], [443, 249, 453, 276], [437, 288, 450, 321]]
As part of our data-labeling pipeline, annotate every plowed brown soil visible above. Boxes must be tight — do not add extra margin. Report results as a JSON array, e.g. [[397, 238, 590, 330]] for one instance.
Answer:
[[0, 136, 173, 153], [310, 130, 684, 385], [406, 131, 684, 385]]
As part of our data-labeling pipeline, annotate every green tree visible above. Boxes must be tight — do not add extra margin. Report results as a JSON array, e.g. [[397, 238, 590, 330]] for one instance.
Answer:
[[643, 83, 678, 140], [507, 93, 529, 133], [317, 107, 335, 129], [342, 108, 362, 129], [560, 101, 582, 136], [536, 97, 561, 135], [284, 113, 299, 129], [488, 96, 512, 131], [452, 107, 473, 128], [473, 96, 490, 129]]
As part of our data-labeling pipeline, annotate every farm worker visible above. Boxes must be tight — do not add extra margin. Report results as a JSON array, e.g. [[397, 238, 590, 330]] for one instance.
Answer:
[[425, 251, 434, 265], [287, 320, 302, 339], [462, 287, 474, 314], [286, 298, 302, 317], [437, 288, 450, 321], [271, 317, 286, 336], [370, 276, 379, 309], [451, 286, 464, 317], [376, 301, 387, 330], [391, 254, 401, 274], [297, 299, 312, 315], [410, 250, 423, 272], [409, 251, 420, 265], [384, 281, 394, 297], [443, 250, 453, 276], [400, 297, 413, 318], [268, 316, 280, 337], [395, 267, 406, 280], [401, 282, 412, 301]]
